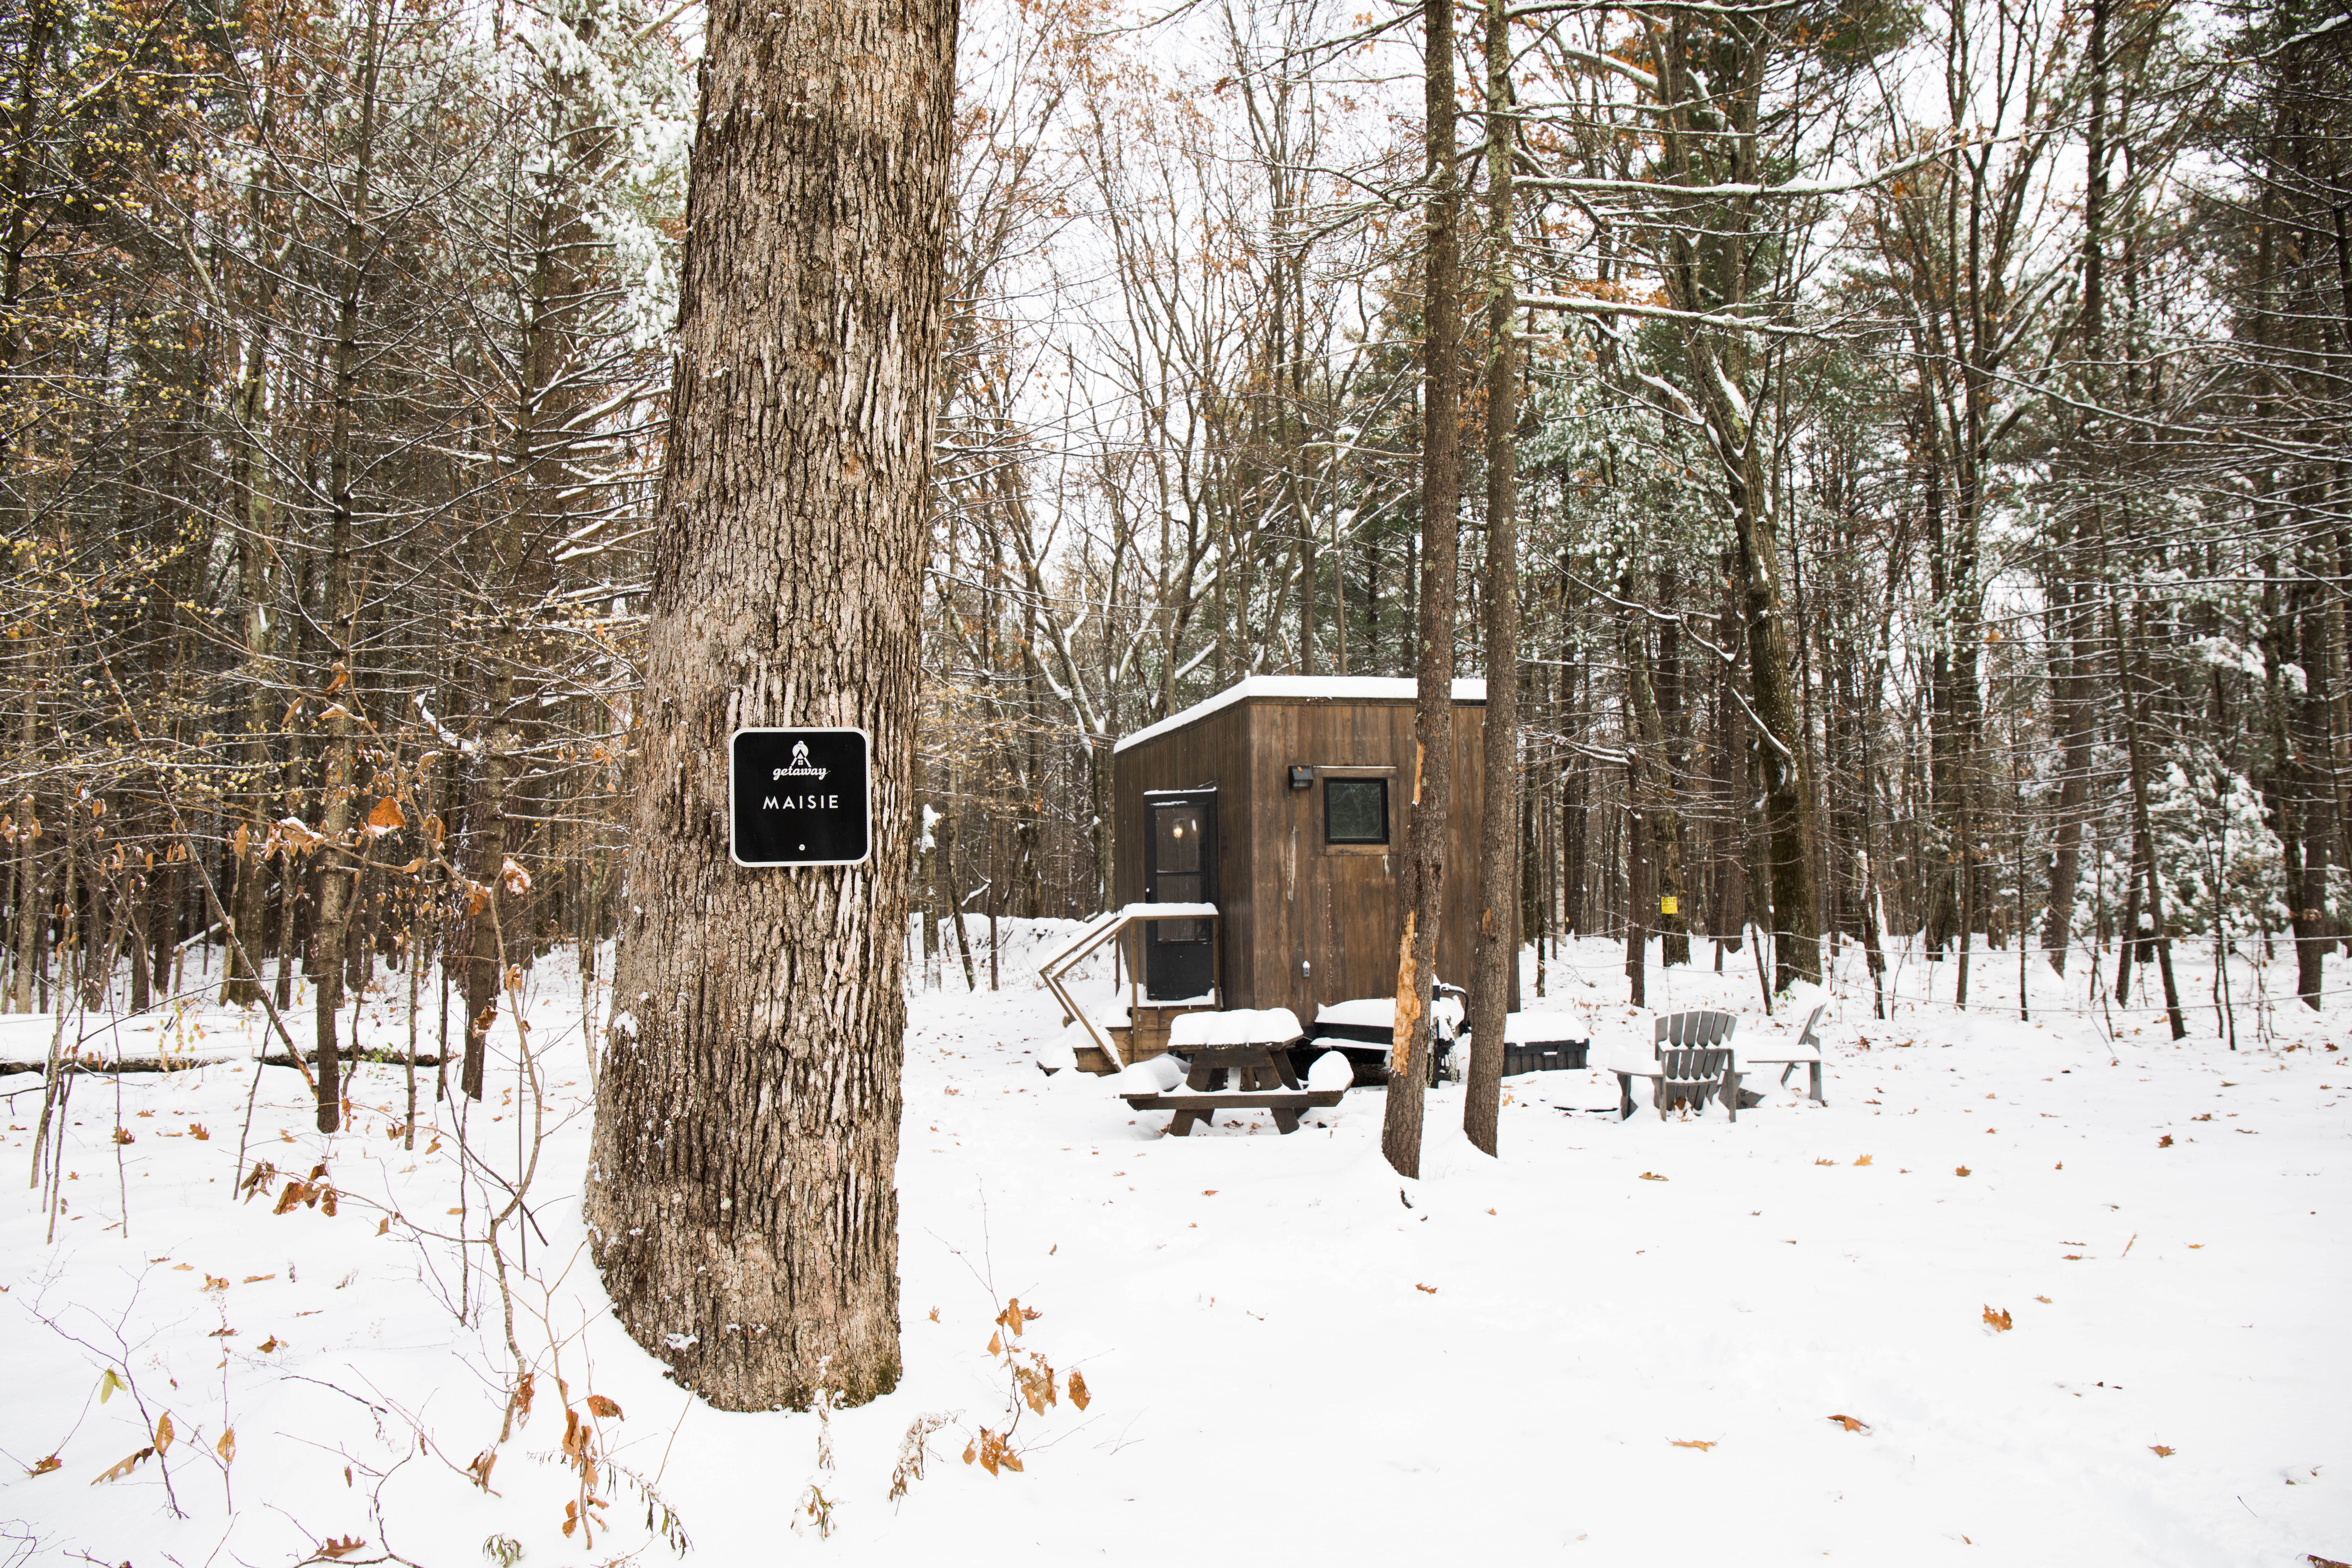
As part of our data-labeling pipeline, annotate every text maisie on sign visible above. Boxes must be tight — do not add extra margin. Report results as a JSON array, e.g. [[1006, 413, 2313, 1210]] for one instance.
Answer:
[[729, 728, 871, 867]]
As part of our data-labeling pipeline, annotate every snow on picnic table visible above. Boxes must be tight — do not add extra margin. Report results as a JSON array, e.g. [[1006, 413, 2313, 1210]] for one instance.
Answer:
[[1166, 1006, 1301, 1047], [1, 935, 2347, 1567]]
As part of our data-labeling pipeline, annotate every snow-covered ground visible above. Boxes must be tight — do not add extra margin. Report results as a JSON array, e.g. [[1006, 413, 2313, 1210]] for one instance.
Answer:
[[2, 932, 2347, 1566]]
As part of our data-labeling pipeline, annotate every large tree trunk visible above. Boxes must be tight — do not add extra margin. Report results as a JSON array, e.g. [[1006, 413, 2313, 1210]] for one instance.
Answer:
[[1463, 0, 1516, 1160], [584, 0, 956, 1411], [1384, 0, 1460, 1181]]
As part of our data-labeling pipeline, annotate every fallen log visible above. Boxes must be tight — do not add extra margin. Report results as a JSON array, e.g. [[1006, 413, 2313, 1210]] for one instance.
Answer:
[[2, 1049, 447, 1079], [3, 1055, 235, 1082], [259, 1050, 447, 1071]]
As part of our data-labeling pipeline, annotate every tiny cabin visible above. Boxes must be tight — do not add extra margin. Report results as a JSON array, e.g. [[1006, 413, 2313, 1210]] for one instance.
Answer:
[[1101, 676, 1517, 1064]]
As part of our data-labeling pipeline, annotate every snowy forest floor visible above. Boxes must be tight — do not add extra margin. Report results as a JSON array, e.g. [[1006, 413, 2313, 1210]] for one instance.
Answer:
[[1, 930, 2346, 1566]]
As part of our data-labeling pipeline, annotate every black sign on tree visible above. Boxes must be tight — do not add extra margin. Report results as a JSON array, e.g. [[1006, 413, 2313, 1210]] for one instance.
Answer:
[[730, 729, 872, 867]]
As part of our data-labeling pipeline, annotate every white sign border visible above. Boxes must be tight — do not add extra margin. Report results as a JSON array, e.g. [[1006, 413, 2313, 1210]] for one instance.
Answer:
[[728, 726, 874, 869]]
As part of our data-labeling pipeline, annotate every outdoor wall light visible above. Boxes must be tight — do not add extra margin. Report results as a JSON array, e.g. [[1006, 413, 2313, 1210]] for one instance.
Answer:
[[1288, 764, 1313, 789]]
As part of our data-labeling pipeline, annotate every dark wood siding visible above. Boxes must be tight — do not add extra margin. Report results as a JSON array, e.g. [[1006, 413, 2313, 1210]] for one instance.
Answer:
[[1112, 701, 1252, 1001], [1111, 691, 1514, 1022]]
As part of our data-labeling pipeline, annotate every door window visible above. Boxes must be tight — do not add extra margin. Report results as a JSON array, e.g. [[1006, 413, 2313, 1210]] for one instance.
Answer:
[[1150, 802, 1208, 941]]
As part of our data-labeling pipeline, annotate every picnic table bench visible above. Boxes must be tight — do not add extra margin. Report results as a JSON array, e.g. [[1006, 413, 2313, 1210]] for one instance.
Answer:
[[1117, 1008, 1347, 1135]]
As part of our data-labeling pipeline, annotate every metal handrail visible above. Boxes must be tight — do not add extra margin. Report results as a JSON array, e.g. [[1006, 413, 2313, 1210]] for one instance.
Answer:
[[1036, 904, 1221, 1071]]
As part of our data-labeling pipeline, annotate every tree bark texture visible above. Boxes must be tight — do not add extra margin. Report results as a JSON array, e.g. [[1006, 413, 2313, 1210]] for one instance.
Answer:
[[585, 0, 957, 1412], [1463, 0, 1515, 1160], [1384, 0, 1460, 1181]]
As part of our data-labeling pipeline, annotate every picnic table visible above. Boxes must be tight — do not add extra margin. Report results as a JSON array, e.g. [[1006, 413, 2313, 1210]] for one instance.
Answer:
[[1117, 1008, 1347, 1136]]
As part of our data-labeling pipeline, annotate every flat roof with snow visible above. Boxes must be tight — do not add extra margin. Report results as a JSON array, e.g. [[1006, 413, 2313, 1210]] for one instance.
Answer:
[[1112, 675, 1489, 755]]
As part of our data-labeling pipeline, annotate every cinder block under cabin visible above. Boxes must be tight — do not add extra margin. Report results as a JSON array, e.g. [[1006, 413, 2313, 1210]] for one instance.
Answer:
[[1102, 1004, 1220, 1073]]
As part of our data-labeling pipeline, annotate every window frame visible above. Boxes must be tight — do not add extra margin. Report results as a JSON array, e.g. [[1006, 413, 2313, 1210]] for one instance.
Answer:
[[1322, 775, 1391, 846]]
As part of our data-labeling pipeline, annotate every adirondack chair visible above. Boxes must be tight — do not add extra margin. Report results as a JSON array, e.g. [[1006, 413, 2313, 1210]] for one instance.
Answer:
[[1737, 1002, 1828, 1105], [1653, 1010, 1738, 1051], [1654, 1046, 1739, 1121], [1788, 1003, 1826, 1086]]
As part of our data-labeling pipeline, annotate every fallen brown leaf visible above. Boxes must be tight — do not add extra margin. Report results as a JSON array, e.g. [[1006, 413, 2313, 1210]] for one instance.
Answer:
[[1983, 1305, 2013, 1331], [1414, 1283, 1438, 1295], [1669, 1439, 1716, 1451], [89, 1447, 153, 1484], [2150, 1445, 2174, 1458], [1828, 1414, 1869, 1433]]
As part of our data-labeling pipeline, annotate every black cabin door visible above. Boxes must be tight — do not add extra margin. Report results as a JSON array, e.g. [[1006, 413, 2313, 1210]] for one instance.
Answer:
[[1143, 793, 1216, 1000]]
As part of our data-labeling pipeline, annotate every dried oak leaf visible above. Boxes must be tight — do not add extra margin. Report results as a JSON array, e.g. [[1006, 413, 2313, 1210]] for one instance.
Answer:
[[1828, 1414, 1869, 1433], [316, 1535, 367, 1559], [1415, 1283, 1439, 1295], [1955, 1166, 1972, 1177], [1069, 1369, 1091, 1411], [1638, 1172, 1668, 1182], [27, 1455, 60, 1476], [2158, 1135, 2174, 1148], [585, 1394, 624, 1419], [89, 1447, 154, 1485], [1669, 1439, 1716, 1451], [1983, 1305, 2013, 1331], [2150, 1445, 2174, 1458]]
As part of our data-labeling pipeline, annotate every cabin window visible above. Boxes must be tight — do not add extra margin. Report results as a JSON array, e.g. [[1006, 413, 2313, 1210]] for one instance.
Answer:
[[1324, 777, 1388, 845]]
